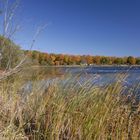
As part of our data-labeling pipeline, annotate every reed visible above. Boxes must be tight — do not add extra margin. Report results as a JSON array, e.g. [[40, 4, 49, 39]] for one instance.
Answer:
[[0, 72, 139, 140]]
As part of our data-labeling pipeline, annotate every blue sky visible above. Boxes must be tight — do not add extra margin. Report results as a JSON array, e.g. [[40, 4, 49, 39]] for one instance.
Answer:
[[3, 0, 140, 56]]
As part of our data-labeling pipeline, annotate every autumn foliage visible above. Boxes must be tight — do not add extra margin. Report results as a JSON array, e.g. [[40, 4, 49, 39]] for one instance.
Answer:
[[25, 50, 140, 66]]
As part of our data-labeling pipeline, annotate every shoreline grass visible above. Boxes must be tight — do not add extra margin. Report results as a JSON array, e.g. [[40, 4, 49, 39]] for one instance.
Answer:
[[0, 73, 140, 140]]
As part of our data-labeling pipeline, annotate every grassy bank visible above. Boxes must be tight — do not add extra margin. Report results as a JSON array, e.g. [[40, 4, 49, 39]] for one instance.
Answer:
[[0, 73, 140, 140]]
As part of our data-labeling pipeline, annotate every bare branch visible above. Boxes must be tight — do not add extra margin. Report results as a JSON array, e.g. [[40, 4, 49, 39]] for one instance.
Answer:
[[0, 0, 47, 81]]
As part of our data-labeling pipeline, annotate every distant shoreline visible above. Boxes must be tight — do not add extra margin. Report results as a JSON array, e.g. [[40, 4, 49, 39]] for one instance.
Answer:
[[31, 65, 140, 68]]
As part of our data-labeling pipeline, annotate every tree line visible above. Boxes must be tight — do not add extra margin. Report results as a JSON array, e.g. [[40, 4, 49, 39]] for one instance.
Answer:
[[25, 50, 140, 66], [0, 35, 140, 69]]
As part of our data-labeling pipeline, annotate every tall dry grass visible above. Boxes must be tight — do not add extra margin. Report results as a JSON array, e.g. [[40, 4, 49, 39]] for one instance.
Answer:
[[0, 72, 139, 140]]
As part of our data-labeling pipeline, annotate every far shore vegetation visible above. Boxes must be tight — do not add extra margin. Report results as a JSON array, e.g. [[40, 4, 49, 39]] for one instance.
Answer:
[[0, 35, 140, 70], [25, 50, 140, 66]]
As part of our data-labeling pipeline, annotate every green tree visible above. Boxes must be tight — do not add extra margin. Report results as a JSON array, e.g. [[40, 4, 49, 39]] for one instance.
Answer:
[[114, 58, 124, 65], [0, 36, 23, 69], [127, 56, 136, 65], [136, 58, 140, 65], [100, 57, 109, 64]]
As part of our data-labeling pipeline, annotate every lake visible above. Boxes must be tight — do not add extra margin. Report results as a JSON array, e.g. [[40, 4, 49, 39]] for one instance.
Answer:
[[55, 66, 140, 85], [22, 66, 140, 100], [25, 66, 140, 86], [25, 66, 140, 85]]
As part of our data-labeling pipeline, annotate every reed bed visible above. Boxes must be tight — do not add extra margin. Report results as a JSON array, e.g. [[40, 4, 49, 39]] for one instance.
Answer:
[[0, 72, 139, 140]]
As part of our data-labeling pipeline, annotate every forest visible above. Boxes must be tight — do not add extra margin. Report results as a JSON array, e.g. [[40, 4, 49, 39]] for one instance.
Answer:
[[0, 35, 140, 70], [25, 50, 140, 66]]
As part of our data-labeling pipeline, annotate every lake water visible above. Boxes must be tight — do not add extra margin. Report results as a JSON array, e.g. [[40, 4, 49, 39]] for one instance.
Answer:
[[59, 66, 140, 85], [25, 66, 140, 86], [22, 66, 140, 100]]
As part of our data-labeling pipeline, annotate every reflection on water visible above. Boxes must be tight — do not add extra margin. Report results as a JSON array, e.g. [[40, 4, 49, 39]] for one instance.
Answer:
[[60, 66, 140, 86], [22, 66, 140, 99], [23, 66, 140, 86]]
